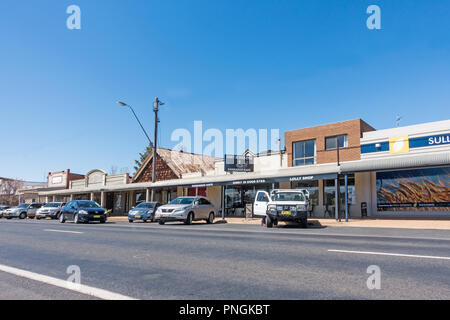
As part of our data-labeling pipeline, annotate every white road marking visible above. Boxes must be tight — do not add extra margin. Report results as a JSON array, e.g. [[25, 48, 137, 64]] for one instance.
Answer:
[[0, 264, 137, 300], [328, 249, 450, 261], [9, 220, 450, 242], [44, 229, 84, 234]]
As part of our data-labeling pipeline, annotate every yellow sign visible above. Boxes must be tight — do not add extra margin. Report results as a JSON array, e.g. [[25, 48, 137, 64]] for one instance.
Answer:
[[389, 136, 410, 154]]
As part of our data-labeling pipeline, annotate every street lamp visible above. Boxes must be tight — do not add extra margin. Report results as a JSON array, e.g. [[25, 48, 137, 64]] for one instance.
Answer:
[[117, 98, 164, 202], [116, 101, 153, 148]]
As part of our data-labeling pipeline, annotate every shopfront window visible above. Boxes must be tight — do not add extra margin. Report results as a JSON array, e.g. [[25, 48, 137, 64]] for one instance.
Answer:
[[293, 140, 316, 166], [324, 176, 355, 206], [225, 186, 241, 209], [292, 180, 319, 205], [376, 167, 450, 212], [135, 191, 146, 204], [224, 183, 278, 216]]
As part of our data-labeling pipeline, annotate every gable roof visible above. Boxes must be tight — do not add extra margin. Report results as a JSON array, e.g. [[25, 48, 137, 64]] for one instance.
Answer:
[[132, 148, 218, 182]]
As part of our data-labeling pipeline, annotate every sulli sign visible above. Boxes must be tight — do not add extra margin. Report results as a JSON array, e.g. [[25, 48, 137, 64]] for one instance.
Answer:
[[361, 134, 450, 154], [427, 135, 450, 146]]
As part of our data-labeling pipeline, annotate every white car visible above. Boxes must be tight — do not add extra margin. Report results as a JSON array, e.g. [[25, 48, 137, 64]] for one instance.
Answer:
[[155, 196, 216, 225], [253, 189, 309, 228]]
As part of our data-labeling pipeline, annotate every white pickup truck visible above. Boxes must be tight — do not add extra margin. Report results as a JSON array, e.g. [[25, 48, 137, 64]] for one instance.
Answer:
[[253, 189, 309, 228]]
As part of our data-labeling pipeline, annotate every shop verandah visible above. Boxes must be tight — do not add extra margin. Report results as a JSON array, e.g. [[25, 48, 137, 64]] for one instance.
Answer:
[[38, 163, 361, 219]]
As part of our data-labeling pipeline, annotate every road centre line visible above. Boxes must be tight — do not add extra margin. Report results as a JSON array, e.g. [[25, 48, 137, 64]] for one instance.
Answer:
[[44, 229, 84, 234], [0, 264, 137, 300], [328, 249, 450, 261]]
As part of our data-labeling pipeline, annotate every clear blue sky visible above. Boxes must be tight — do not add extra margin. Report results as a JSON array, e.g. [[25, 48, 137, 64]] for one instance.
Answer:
[[1, 0, 449, 181]]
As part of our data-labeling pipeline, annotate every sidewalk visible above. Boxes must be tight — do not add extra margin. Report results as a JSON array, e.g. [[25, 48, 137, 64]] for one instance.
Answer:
[[107, 216, 450, 230], [223, 217, 450, 230]]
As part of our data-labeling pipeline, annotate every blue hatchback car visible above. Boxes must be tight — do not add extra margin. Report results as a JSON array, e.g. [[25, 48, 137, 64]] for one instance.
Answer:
[[128, 202, 160, 223]]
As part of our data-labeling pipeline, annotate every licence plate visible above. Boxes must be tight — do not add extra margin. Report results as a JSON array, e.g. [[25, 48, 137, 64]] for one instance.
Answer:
[[93, 215, 101, 218], [281, 210, 291, 216], [135, 215, 141, 219]]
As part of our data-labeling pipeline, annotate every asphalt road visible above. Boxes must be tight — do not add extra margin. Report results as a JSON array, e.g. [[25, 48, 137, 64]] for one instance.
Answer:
[[1, 218, 450, 300]]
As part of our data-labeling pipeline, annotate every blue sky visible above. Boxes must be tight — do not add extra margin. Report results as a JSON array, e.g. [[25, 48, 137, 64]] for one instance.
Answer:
[[1, 0, 449, 181]]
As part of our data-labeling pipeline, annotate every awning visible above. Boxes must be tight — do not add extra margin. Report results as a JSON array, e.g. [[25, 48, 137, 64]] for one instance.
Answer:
[[340, 151, 450, 173], [38, 163, 339, 196]]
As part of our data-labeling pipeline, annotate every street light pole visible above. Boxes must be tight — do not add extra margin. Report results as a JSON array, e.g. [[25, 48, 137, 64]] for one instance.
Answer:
[[151, 97, 164, 201], [116, 101, 153, 148]]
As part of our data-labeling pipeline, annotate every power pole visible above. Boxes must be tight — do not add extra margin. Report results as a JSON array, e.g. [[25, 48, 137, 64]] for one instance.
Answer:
[[151, 97, 164, 201]]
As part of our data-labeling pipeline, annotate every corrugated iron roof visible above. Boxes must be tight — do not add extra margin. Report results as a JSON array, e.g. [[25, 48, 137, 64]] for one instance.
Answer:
[[133, 148, 218, 181]]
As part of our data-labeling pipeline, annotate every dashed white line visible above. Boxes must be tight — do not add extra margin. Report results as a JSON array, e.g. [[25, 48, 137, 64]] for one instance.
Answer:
[[0, 264, 137, 300], [328, 249, 450, 261], [44, 229, 84, 234]]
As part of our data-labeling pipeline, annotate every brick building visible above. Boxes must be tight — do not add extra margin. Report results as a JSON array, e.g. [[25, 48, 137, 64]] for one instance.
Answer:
[[285, 119, 375, 166]]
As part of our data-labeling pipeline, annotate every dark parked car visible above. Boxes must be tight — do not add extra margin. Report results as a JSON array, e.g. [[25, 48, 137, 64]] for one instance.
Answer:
[[36, 202, 66, 220], [128, 202, 161, 223], [59, 200, 107, 224]]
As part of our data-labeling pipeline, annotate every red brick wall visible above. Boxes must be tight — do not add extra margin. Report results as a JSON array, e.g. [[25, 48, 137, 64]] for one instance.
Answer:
[[133, 154, 179, 183], [285, 119, 375, 166]]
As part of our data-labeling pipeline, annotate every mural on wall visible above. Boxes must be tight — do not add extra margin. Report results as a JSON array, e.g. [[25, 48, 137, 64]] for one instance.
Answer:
[[376, 167, 450, 211]]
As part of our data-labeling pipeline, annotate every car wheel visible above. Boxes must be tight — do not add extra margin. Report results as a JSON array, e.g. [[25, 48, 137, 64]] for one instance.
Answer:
[[19, 213, 26, 220], [100, 219, 106, 224], [184, 212, 193, 225], [158, 220, 165, 225], [266, 215, 273, 228], [207, 212, 214, 224], [143, 219, 147, 223], [74, 214, 80, 224], [129, 219, 133, 223], [59, 214, 65, 224], [273, 220, 278, 226]]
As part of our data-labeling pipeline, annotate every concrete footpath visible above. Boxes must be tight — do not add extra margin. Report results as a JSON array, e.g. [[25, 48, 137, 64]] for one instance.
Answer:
[[108, 216, 450, 230]]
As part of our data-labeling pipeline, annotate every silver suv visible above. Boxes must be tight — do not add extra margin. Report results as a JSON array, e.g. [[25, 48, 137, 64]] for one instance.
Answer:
[[155, 196, 216, 225], [36, 202, 66, 220], [3, 203, 44, 219]]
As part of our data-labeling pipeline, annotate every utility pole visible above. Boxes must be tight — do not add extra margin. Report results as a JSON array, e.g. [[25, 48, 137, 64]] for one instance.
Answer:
[[336, 136, 340, 221], [151, 97, 164, 201], [278, 138, 282, 167], [336, 136, 340, 166]]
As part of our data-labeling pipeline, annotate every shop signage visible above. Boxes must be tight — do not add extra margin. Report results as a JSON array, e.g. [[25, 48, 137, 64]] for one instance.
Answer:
[[362, 133, 450, 154], [184, 173, 338, 188], [224, 155, 254, 173]]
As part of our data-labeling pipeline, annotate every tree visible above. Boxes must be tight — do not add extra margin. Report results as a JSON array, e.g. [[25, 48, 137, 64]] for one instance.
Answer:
[[134, 144, 153, 174], [0, 178, 23, 206]]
